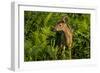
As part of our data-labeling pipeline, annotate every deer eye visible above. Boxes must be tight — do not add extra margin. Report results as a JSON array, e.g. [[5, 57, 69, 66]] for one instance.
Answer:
[[59, 24, 61, 26]]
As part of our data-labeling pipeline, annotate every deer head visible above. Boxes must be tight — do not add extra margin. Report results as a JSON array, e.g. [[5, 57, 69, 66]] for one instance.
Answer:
[[53, 16, 68, 32]]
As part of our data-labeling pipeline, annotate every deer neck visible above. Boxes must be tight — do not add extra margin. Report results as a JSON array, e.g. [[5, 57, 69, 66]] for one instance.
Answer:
[[63, 24, 70, 36], [62, 25, 70, 45]]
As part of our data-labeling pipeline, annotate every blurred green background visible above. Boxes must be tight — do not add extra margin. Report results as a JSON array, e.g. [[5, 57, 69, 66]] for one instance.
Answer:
[[24, 11, 90, 61]]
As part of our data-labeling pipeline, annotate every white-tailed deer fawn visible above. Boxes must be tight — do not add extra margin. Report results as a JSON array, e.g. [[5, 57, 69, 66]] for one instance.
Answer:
[[53, 16, 73, 59]]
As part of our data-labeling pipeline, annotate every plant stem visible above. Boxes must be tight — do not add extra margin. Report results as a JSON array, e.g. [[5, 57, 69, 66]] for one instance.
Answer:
[[69, 48, 71, 59]]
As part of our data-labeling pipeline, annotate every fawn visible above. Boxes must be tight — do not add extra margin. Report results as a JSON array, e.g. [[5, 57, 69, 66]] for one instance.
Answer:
[[53, 16, 73, 59]]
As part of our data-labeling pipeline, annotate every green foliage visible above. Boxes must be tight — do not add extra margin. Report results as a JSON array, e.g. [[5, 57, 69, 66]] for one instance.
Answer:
[[24, 11, 90, 61]]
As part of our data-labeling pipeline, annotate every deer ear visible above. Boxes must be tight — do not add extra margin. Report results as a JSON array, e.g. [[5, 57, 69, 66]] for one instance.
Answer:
[[62, 16, 68, 23]]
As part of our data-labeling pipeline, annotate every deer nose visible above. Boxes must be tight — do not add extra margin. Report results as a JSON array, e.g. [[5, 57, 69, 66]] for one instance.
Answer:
[[52, 28, 57, 32], [51, 28, 56, 32]]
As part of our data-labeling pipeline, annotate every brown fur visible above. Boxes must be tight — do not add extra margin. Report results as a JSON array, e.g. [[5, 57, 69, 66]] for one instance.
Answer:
[[54, 16, 73, 49]]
